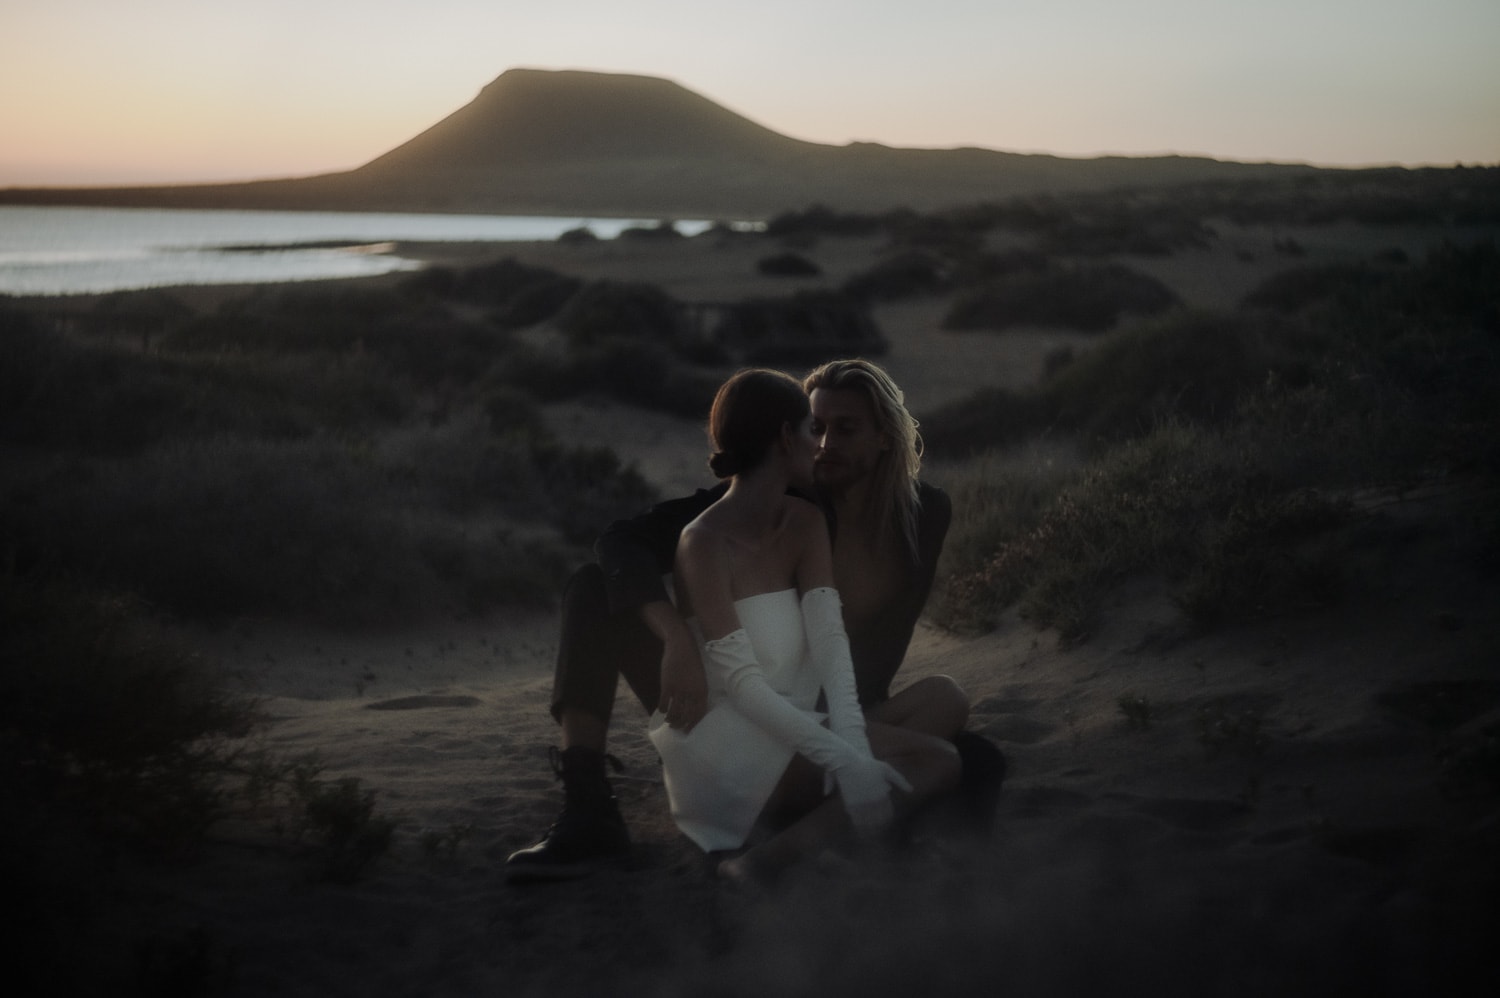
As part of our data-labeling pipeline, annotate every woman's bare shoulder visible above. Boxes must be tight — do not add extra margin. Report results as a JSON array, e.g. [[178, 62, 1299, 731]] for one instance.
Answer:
[[677, 517, 732, 570]]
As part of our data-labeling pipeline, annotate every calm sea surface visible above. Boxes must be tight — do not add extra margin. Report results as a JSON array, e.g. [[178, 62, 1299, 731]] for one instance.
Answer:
[[0, 206, 716, 296]]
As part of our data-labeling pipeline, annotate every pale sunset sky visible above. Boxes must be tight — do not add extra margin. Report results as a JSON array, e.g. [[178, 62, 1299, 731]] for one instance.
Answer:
[[2, 0, 1496, 187]]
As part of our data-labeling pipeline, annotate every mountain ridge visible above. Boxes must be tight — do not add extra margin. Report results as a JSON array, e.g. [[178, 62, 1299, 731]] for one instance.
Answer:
[[1, 68, 1318, 218]]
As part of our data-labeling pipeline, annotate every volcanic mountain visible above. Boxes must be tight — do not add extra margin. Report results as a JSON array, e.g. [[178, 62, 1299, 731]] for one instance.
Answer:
[[1, 68, 1310, 217]]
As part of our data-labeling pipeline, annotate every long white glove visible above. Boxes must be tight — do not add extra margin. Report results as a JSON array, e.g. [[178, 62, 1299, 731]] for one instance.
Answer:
[[800, 587, 869, 755], [706, 625, 910, 836], [800, 586, 906, 833]]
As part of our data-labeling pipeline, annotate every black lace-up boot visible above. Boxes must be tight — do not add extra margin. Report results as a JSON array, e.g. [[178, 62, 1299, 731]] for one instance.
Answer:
[[504, 746, 630, 882]]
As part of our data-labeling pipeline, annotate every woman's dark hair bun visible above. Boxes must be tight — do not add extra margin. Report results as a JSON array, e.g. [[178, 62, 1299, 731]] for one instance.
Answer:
[[707, 449, 740, 479], [705, 368, 810, 480]]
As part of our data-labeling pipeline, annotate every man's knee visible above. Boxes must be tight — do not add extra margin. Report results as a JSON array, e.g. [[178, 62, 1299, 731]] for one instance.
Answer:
[[916, 674, 971, 731], [561, 562, 609, 621]]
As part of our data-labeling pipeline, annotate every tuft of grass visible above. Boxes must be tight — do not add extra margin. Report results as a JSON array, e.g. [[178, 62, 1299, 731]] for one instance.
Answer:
[[295, 776, 397, 883]]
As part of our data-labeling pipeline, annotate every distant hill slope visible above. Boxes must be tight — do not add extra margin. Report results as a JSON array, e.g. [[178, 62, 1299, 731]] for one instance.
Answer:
[[1, 68, 1316, 218]]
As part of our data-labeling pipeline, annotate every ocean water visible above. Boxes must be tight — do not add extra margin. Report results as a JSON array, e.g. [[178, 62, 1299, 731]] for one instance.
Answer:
[[0, 206, 716, 296]]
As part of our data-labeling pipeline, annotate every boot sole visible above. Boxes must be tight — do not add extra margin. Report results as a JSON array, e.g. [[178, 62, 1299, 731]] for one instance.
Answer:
[[503, 853, 629, 885]]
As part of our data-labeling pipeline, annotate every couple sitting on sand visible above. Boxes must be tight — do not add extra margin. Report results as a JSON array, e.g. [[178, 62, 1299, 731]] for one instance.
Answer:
[[508, 359, 1005, 885]]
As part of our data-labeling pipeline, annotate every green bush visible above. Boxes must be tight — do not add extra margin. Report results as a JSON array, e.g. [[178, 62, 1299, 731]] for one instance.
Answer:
[[1239, 264, 1375, 313], [0, 576, 255, 843], [943, 264, 1179, 332], [922, 311, 1319, 458], [160, 284, 511, 387], [1039, 311, 1317, 448], [714, 290, 888, 365], [934, 242, 1500, 640], [0, 575, 261, 993], [757, 252, 823, 277], [938, 423, 1353, 639], [555, 280, 725, 364], [917, 387, 1045, 461], [842, 251, 951, 302], [0, 418, 641, 619], [403, 258, 582, 328], [765, 204, 886, 240]]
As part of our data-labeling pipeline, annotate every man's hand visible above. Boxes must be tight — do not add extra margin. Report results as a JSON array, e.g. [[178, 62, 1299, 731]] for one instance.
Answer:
[[641, 601, 707, 732]]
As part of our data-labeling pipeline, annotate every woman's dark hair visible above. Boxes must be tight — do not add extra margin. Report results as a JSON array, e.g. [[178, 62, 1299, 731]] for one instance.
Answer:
[[706, 368, 810, 479]]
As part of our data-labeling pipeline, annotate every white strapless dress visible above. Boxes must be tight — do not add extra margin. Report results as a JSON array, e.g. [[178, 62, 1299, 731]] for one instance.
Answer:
[[647, 589, 825, 852]]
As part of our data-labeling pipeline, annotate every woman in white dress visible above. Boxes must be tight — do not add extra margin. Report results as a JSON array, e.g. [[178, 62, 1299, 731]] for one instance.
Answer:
[[649, 369, 961, 884]]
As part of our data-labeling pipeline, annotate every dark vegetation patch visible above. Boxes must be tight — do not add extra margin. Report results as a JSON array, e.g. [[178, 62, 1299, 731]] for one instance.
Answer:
[[0, 576, 260, 993], [943, 264, 1179, 333], [617, 220, 685, 241], [757, 251, 822, 277], [713, 291, 889, 365], [922, 311, 1319, 458], [555, 279, 724, 363], [1175, 165, 1500, 227], [842, 250, 952, 302], [932, 239, 1500, 639], [403, 257, 582, 327]]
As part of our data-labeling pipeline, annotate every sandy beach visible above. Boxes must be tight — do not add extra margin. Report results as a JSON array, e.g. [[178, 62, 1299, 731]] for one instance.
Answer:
[[18, 219, 1500, 997]]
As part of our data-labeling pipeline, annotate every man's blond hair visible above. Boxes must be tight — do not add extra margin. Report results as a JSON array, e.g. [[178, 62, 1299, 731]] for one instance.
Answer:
[[802, 359, 923, 557]]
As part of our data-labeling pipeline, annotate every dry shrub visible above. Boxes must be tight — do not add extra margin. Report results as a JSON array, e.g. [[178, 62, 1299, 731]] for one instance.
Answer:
[[943, 264, 1179, 333]]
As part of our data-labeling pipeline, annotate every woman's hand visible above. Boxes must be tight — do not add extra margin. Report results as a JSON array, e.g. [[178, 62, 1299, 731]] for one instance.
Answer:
[[641, 601, 708, 732], [833, 756, 913, 837], [658, 633, 708, 731]]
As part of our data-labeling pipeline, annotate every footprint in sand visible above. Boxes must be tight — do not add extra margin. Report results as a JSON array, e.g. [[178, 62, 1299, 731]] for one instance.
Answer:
[[365, 694, 483, 710]]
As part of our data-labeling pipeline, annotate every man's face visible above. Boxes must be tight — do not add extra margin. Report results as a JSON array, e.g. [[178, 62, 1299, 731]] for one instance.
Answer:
[[809, 387, 889, 494]]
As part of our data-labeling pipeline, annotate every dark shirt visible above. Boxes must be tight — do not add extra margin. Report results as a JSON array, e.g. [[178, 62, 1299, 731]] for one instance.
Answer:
[[594, 481, 952, 706]]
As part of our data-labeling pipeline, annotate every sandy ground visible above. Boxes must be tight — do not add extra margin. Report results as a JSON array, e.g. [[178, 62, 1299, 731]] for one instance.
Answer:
[[125, 224, 1500, 996]]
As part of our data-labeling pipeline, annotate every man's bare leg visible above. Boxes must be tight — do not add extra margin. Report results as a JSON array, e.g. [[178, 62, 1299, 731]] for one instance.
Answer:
[[866, 675, 969, 739], [719, 723, 960, 886], [868, 675, 1007, 834]]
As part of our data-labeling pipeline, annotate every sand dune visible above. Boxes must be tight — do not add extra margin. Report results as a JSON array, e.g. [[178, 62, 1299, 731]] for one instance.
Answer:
[[174, 502, 1496, 996]]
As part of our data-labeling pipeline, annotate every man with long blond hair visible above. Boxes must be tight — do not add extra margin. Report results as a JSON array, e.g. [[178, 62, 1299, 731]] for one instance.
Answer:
[[506, 358, 1004, 882]]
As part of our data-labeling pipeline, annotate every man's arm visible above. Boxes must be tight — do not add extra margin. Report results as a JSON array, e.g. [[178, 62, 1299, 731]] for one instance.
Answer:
[[592, 486, 726, 730], [594, 485, 725, 616]]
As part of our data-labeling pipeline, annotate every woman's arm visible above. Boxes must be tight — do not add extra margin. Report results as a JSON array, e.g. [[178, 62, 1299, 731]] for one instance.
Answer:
[[787, 503, 869, 753]]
